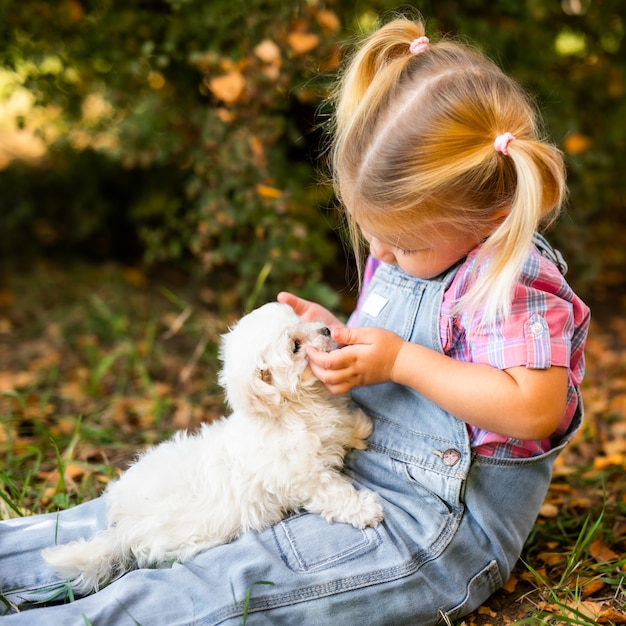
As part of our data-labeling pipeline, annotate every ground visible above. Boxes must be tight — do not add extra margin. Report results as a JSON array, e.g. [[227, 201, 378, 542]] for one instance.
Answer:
[[1, 261, 625, 624]]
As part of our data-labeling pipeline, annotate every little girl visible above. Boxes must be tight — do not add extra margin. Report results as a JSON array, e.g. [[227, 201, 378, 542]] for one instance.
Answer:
[[0, 16, 589, 625]]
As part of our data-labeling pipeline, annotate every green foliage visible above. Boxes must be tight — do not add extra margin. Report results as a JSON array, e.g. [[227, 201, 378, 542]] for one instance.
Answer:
[[0, 0, 343, 306], [0, 0, 623, 303]]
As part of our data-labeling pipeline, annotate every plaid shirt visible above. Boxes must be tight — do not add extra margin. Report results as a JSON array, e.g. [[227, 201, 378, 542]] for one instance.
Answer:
[[354, 238, 590, 458]]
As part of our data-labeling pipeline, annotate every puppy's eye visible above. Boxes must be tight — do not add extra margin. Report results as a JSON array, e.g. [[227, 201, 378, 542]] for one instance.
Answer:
[[293, 340, 301, 354]]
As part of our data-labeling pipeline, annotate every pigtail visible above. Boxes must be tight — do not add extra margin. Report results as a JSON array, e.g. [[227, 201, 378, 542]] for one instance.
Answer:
[[333, 20, 425, 135], [332, 17, 428, 282], [458, 139, 566, 328], [330, 15, 567, 327]]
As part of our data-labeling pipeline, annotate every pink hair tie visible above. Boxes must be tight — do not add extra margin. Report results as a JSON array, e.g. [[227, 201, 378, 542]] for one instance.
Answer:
[[494, 132, 516, 155], [409, 36, 429, 55]]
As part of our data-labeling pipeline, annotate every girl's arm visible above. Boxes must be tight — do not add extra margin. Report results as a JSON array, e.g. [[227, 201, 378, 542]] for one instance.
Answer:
[[306, 326, 568, 441]]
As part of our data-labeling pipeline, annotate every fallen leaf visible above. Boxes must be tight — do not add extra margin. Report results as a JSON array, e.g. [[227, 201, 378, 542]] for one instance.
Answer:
[[122, 267, 148, 288], [256, 184, 282, 199], [61, 0, 84, 23], [590, 538, 620, 562], [316, 9, 340, 33], [249, 135, 266, 168], [0, 288, 14, 307], [287, 32, 319, 55], [537, 551, 565, 567], [539, 502, 559, 517], [477, 605, 497, 617], [582, 577, 606, 597], [549, 483, 574, 493], [0, 370, 40, 390], [598, 607, 626, 623], [208, 71, 246, 104], [594, 453, 624, 470], [254, 39, 281, 64], [215, 107, 235, 123], [39, 463, 88, 485], [564, 132, 591, 155], [502, 574, 518, 593], [569, 496, 593, 508], [577, 599, 605, 620]]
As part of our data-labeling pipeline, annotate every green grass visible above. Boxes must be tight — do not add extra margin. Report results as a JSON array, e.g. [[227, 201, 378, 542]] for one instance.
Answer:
[[1, 262, 227, 516], [1, 262, 625, 624]]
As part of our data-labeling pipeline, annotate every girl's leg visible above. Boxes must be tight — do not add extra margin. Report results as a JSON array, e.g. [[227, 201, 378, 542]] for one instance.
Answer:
[[0, 500, 500, 626], [0, 498, 108, 608], [0, 453, 504, 626]]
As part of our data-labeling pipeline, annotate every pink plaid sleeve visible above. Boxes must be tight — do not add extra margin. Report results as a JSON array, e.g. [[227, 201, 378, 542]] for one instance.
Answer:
[[440, 243, 590, 457]]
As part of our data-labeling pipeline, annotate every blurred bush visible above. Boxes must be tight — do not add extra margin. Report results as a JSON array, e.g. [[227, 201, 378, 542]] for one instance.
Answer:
[[0, 0, 623, 306]]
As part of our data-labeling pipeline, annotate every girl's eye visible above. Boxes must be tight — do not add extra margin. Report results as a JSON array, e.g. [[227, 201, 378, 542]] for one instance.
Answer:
[[397, 246, 430, 255], [293, 340, 302, 354]]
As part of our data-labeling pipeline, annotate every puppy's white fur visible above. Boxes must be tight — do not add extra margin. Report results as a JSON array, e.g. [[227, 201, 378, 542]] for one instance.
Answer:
[[42, 302, 382, 593]]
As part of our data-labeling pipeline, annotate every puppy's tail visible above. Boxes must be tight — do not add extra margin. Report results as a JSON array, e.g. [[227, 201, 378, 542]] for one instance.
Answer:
[[41, 528, 132, 594]]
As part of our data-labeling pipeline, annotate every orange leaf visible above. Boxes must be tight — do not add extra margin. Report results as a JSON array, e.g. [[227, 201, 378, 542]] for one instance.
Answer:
[[0, 370, 39, 390], [256, 184, 282, 199], [598, 607, 626, 624], [539, 502, 559, 517], [0, 288, 14, 307], [316, 9, 340, 33], [564, 132, 591, 155], [208, 71, 246, 104], [122, 267, 147, 288], [249, 135, 265, 167], [582, 577, 606, 597], [594, 453, 624, 470], [590, 538, 620, 563], [254, 39, 281, 64], [477, 605, 497, 617], [287, 32, 319, 55], [62, 0, 84, 23], [215, 107, 235, 123], [537, 551, 565, 566], [64, 463, 87, 481], [502, 574, 518, 593]]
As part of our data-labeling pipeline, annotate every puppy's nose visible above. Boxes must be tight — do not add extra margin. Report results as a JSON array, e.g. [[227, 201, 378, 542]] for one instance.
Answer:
[[319, 327, 331, 337]]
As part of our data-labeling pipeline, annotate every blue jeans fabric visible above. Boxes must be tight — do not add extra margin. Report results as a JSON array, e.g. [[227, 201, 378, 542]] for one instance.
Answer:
[[0, 263, 580, 625]]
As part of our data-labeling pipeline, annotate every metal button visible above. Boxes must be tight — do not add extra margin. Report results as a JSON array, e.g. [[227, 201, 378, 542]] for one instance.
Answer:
[[433, 448, 461, 466]]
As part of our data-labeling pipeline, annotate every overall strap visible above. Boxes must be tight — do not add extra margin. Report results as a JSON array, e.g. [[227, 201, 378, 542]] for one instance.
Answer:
[[350, 262, 470, 506]]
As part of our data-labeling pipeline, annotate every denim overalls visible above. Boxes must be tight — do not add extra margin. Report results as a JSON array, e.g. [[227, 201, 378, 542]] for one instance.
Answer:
[[0, 261, 580, 625]]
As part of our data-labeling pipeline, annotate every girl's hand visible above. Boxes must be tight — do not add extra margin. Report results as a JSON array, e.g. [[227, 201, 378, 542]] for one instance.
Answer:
[[306, 327, 405, 395], [277, 292, 344, 329]]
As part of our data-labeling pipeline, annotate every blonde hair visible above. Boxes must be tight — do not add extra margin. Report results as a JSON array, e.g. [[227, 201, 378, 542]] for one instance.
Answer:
[[331, 16, 566, 327]]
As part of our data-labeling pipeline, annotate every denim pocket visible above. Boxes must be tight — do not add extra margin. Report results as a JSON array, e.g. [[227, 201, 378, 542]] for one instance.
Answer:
[[271, 512, 382, 574], [443, 559, 502, 620]]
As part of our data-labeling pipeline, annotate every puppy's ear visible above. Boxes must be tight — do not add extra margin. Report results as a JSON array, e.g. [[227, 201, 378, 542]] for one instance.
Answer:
[[223, 366, 282, 417], [257, 368, 272, 384], [246, 367, 282, 415]]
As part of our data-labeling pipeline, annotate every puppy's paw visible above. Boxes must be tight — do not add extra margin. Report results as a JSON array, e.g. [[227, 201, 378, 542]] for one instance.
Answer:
[[346, 490, 384, 529], [349, 409, 374, 450]]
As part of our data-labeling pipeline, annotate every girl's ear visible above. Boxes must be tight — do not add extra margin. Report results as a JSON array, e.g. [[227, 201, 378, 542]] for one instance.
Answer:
[[490, 207, 511, 228]]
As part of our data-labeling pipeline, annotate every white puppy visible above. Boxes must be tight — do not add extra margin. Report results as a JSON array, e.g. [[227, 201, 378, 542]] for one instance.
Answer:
[[42, 302, 382, 594]]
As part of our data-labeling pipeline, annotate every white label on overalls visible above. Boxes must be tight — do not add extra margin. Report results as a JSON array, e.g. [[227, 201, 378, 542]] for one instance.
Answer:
[[361, 293, 388, 318]]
